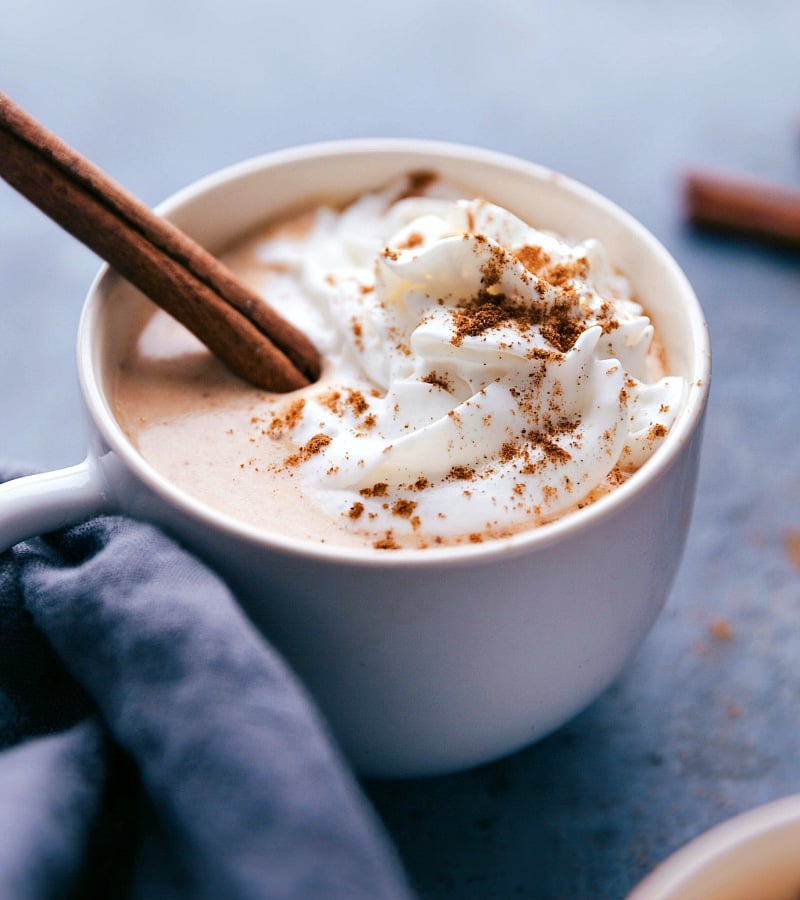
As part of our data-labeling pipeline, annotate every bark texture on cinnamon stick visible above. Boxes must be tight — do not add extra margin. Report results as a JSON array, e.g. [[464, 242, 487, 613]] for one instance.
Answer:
[[0, 91, 321, 392], [684, 168, 800, 248]]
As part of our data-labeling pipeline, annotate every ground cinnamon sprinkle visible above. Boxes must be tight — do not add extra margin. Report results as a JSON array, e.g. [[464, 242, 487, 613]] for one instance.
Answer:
[[351, 319, 364, 350], [347, 389, 370, 416], [541, 259, 590, 288], [304, 433, 332, 455], [443, 241, 597, 353], [596, 300, 621, 333], [514, 245, 551, 274], [267, 398, 306, 437], [539, 300, 585, 352], [360, 482, 389, 498], [421, 370, 452, 391], [392, 499, 418, 518], [450, 299, 509, 345], [373, 532, 401, 550], [284, 433, 332, 467], [607, 466, 627, 486], [500, 441, 517, 463], [449, 283, 586, 353], [392, 170, 439, 202], [514, 245, 589, 289], [479, 242, 507, 287], [348, 502, 365, 520], [533, 434, 572, 465], [526, 347, 563, 362], [447, 465, 475, 481], [320, 390, 342, 414], [320, 387, 371, 419], [396, 231, 424, 250]]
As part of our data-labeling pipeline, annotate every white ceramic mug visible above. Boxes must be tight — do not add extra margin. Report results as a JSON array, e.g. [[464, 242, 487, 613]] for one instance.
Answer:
[[0, 140, 710, 777]]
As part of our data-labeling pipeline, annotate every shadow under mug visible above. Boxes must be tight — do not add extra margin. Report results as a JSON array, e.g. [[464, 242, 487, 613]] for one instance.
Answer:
[[0, 140, 710, 777]]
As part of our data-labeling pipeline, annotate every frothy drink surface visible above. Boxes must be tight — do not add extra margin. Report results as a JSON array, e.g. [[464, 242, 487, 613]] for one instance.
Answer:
[[113, 173, 685, 550]]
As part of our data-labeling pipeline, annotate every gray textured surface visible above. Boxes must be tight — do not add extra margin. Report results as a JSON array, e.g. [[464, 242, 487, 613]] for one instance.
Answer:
[[1, 1, 799, 897]]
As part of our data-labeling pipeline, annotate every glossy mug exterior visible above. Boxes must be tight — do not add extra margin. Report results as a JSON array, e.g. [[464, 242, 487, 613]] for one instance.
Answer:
[[0, 140, 710, 777]]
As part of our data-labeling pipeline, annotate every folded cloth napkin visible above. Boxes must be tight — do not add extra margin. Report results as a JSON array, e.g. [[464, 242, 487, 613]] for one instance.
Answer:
[[0, 464, 414, 900]]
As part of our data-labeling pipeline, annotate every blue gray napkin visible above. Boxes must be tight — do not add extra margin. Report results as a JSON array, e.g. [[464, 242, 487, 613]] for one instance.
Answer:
[[0, 465, 414, 900]]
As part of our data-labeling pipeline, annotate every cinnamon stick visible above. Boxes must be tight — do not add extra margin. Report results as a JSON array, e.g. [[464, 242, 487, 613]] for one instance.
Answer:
[[684, 168, 800, 248], [0, 92, 321, 392]]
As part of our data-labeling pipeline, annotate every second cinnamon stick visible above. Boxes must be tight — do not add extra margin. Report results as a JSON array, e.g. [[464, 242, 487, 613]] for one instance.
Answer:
[[684, 168, 800, 248]]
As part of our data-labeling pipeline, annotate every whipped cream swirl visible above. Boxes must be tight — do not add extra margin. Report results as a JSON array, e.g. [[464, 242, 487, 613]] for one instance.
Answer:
[[260, 175, 685, 546]]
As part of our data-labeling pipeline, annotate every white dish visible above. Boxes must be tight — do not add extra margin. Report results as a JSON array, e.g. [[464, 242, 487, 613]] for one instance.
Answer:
[[629, 794, 800, 900]]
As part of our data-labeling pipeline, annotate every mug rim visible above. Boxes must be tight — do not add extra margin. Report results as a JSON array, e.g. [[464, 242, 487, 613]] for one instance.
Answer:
[[77, 137, 711, 569]]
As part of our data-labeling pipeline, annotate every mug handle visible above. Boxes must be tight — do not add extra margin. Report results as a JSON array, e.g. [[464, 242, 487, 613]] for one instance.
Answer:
[[0, 459, 111, 552]]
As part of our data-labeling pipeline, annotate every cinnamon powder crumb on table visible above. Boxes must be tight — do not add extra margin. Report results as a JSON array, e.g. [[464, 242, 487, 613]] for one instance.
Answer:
[[783, 526, 800, 572], [708, 618, 734, 643]]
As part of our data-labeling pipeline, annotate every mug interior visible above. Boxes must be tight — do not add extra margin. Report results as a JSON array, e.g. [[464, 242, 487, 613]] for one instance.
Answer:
[[79, 139, 710, 563]]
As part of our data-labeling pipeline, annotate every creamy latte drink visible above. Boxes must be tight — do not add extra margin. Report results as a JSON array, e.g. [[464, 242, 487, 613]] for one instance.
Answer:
[[113, 172, 685, 550]]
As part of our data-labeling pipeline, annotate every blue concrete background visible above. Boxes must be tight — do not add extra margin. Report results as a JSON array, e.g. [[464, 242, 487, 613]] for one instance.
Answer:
[[2, 1, 799, 896]]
